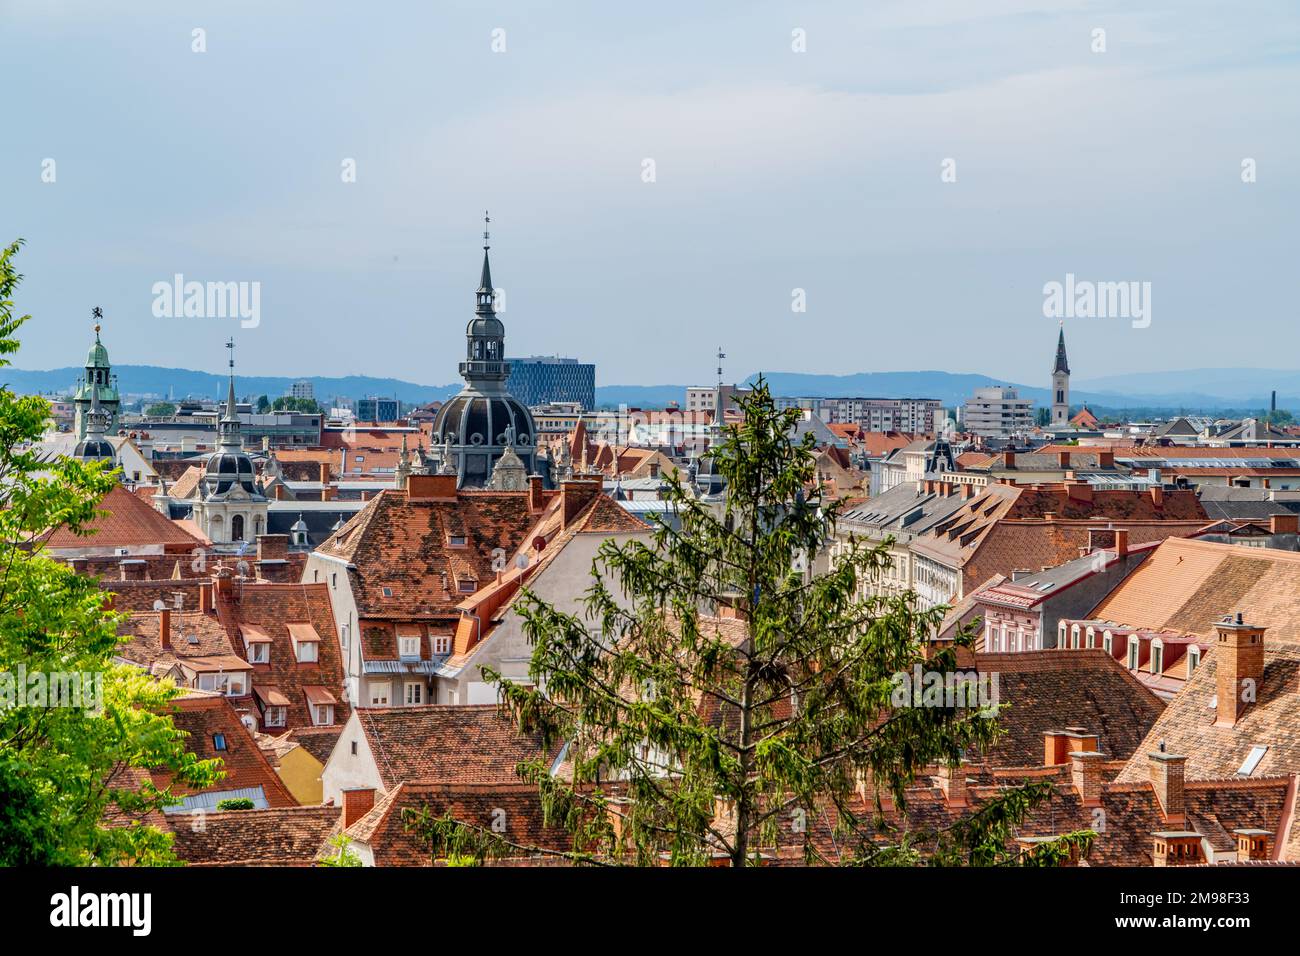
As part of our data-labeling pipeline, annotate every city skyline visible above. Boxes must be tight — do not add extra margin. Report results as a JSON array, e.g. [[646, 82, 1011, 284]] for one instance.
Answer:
[[3, 0, 1297, 386]]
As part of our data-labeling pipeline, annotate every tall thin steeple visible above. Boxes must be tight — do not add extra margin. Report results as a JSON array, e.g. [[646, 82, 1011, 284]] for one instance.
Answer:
[[476, 210, 495, 315], [218, 337, 241, 449], [1054, 322, 1070, 375], [1051, 321, 1071, 427]]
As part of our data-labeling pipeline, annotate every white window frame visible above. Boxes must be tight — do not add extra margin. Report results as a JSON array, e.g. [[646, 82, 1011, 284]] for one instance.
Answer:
[[432, 634, 451, 656], [312, 703, 335, 726], [369, 680, 391, 707], [264, 705, 286, 728], [296, 640, 319, 663], [398, 635, 421, 659], [404, 681, 424, 705]]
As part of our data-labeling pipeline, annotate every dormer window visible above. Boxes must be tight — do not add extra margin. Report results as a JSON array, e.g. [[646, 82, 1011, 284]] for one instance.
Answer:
[[288, 623, 321, 663], [1127, 640, 1140, 670], [398, 635, 421, 659], [449, 534, 468, 548], [1187, 646, 1201, 676], [432, 634, 451, 656], [1150, 640, 1164, 675], [458, 577, 477, 593], [239, 624, 272, 664], [304, 686, 337, 726], [213, 733, 227, 751]]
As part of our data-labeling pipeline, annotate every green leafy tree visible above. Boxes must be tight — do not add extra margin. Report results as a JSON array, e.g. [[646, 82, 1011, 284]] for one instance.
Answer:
[[144, 402, 176, 418], [318, 834, 363, 867], [215, 797, 254, 811], [271, 396, 321, 414], [413, 381, 1087, 866], [255, 394, 271, 414], [0, 239, 221, 865]]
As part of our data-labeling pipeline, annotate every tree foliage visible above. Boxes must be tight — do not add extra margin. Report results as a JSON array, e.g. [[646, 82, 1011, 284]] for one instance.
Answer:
[[0, 239, 221, 865], [415, 380, 1085, 866]]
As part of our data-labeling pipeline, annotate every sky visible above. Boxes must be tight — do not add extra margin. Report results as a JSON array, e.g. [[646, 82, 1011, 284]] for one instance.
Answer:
[[2, 0, 1297, 390]]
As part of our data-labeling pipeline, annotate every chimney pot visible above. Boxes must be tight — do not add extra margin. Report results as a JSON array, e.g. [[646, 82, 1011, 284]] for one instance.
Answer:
[[1069, 750, 1107, 807], [160, 608, 172, 650]]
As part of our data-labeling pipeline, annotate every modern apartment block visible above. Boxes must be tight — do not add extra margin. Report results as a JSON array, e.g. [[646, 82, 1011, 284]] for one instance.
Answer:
[[776, 396, 943, 433], [507, 356, 596, 410], [356, 397, 401, 422], [962, 386, 1035, 438]]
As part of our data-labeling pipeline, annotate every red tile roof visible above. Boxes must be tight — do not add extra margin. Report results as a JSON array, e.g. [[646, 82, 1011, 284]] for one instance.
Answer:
[[39, 483, 204, 551]]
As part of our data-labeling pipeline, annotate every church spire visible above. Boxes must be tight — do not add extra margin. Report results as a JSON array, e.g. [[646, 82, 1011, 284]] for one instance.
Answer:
[[1054, 321, 1070, 375], [218, 337, 241, 448], [476, 210, 495, 315]]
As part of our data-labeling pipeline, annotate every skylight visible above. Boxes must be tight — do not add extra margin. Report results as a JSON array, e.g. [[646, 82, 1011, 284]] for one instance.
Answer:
[[1237, 745, 1268, 777]]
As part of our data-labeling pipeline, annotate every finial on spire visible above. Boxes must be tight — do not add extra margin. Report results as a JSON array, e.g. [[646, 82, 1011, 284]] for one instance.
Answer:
[[92, 306, 103, 338], [483, 210, 491, 250], [226, 336, 235, 372]]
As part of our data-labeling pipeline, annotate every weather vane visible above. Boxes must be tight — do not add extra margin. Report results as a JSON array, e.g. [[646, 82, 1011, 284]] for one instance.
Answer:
[[92, 306, 103, 334], [225, 336, 235, 371], [483, 210, 490, 248]]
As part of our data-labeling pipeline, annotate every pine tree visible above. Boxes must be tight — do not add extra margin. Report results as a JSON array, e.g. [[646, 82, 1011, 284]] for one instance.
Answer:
[[410, 380, 1090, 866]]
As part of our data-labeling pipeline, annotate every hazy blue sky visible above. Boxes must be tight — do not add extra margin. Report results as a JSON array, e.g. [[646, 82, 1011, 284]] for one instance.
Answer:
[[2, 0, 1297, 390]]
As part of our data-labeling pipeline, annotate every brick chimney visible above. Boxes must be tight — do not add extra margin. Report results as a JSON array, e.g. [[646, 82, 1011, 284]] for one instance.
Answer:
[[937, 763, 968, 807], [1113, 528, 1128, 558], [119, 559, 147, 581], [199, 579, 213, 613], [256, 534, 289, 562], [1069, 750, 1106, 808], [962, 482, 978, 499], [159, 608, 172, 651], [1149, 751, 1187, 826], [1233, 828, 1272, 863], [1214, 614, 1266, 727], [1149, 484, 1164, 509], [1003, 450, 1015, 469], [561, 478, 602, 530], [406, 473, 457, 501], [1097, 450, 1114, 469], [1269, 512, 1298, 535], [1057, 450, 1071, 468], [274, 483, 288, 501], [1153, 831, 1203, 867], [1044, 728, 1100, 766], [318, 461, 331, 485], [528, 475, 546, 513], [342, 788, 376, 829]]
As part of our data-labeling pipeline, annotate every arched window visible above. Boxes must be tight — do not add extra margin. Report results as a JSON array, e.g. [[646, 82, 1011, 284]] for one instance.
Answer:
[[231, 514, 245, 542]]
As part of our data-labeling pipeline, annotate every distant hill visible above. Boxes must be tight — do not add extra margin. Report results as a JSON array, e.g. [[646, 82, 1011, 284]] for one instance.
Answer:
[[6, 363, 1293, 415], [2, 365, 462, 406]]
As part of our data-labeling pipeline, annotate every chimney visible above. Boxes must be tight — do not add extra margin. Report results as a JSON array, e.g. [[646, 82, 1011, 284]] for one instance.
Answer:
[[274, 483, 287, 501], [1114, 528, 1128, 558], [1057, 451, 1071, 468], [256, 534, 289, 562], [318, 461, 331, 485], [1149, 484, 1164, 509], [1153, 831, 1203, 867], [159, 608, 172, 650], [1149, 751, 1187, 826], [199, 580, 213, 613], [962, 482, 978, 499], [406, 473, 457, 501], [119, 559, 147, 581], [1003, 450, 1015, 469], [1214, 614, 1266, 727], [528, 475, 546, 513], [1233, 828, 1272, 863], [937, 763, 968, 807], [1069, 750, 1107, 808], [856, 769, 893, 811], [213, 566, 235, 598], [1098, 450, 1114, 469], [342, 788, 376, 829], [1044, 728, 1099, 766], [561, 478, 602, 530], [1269, 512, 1298, 535]]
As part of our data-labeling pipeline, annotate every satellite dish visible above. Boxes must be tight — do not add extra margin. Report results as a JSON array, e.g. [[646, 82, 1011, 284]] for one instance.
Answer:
[[152, 600, 166, 611]]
